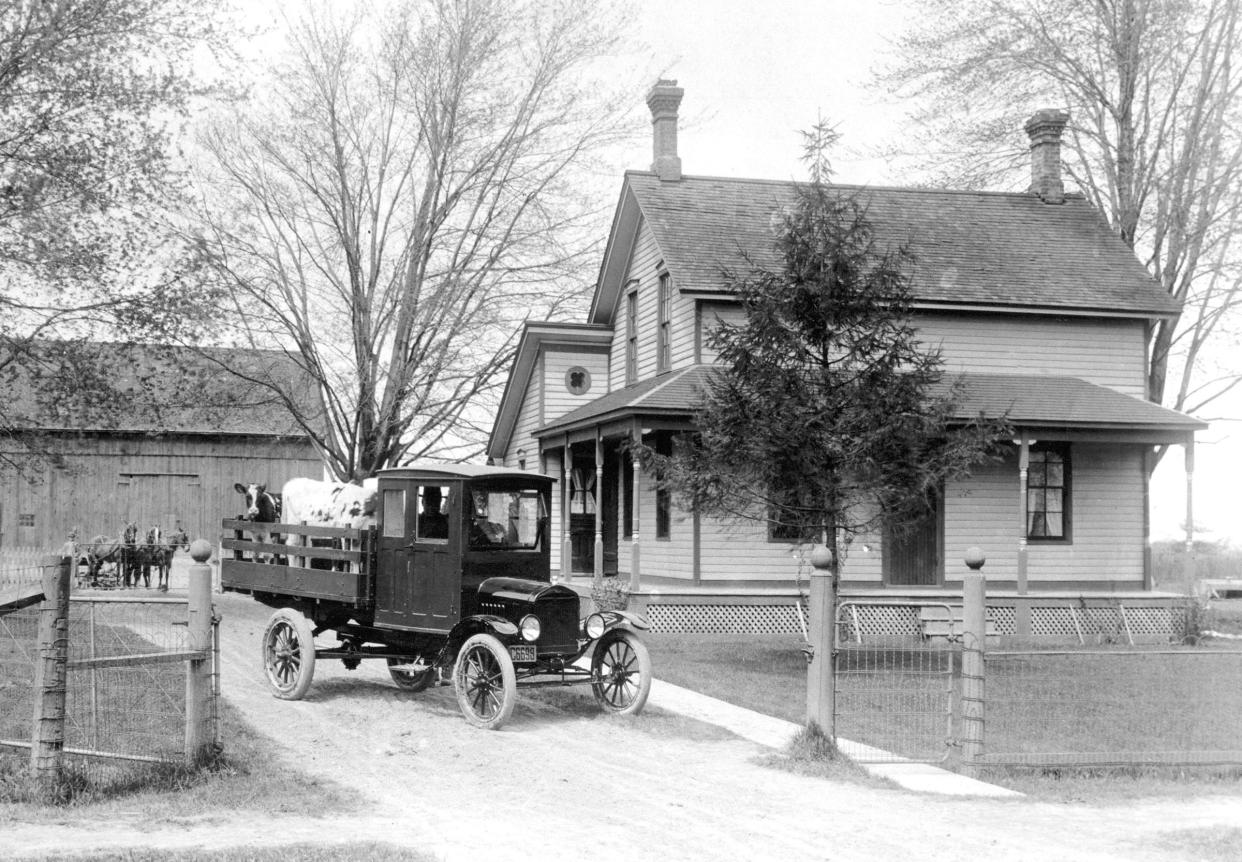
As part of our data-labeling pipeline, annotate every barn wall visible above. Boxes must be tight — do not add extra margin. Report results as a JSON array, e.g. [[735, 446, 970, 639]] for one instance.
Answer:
[[0, 434, 321, 551]]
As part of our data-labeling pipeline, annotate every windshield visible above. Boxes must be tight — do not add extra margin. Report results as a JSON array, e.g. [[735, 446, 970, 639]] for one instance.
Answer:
[[469, 487, 547, 550]]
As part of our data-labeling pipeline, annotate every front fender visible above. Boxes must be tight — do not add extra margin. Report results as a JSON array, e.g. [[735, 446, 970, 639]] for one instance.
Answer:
[[594, 609, 651, 635], [448, 614, 519, 650]]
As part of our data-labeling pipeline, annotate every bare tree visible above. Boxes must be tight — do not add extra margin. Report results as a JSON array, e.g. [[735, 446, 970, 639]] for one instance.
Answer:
[[196, 0, 637, 481], [877, 0, 1242, 464], [0, 0, 232, 475]]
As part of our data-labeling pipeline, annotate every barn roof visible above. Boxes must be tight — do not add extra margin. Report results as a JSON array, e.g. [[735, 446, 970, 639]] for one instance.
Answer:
[[3, 341, 320, 438], [589, 172, 1182, 325]]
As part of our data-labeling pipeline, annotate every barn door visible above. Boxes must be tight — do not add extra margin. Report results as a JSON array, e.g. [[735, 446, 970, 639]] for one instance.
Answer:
[[883, 495, 942, 587]]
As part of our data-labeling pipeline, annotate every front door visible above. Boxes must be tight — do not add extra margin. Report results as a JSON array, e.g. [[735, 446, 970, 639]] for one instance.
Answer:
[[883, 495, 942, 587], [375, 480, 459, 632], [569, 461, 596, 573]]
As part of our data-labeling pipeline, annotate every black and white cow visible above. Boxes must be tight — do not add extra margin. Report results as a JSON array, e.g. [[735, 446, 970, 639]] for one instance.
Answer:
[[234, 482, 283, 561], [281, 477, 378, 569]]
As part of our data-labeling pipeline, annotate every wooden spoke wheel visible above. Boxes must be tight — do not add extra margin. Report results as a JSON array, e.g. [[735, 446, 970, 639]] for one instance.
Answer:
[[261, 608, 316, 700], [452, 634, 516, 730], [387, 657, 435, 693], [590, 630, 652, 715]]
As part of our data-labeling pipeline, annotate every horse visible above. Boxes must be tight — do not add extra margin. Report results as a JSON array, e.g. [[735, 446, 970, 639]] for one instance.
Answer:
[[81, 534, 122, 587], [147, 523, 189, 592], [235, 482, 282, 562], [118, 521, 141, 588]]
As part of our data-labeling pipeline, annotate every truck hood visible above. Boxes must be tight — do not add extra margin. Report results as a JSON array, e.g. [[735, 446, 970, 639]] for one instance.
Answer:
[[477, 577, 578, 604]]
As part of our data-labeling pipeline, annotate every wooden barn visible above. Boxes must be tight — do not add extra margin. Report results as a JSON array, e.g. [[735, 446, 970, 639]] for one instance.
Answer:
[[486, 82, 1206, 637], [0, 342, 323, 550]]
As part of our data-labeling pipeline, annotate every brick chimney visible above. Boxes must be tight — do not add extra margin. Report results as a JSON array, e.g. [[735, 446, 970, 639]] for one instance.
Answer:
[[1024, 109, 1070, 203], [646, 79, 684, 182]]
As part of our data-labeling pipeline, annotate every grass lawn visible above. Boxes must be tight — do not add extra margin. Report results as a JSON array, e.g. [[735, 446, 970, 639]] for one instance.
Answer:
[[646, 624, 1242, 801]]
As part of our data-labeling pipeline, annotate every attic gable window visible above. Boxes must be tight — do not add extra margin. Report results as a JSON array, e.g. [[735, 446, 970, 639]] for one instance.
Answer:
[[625, 286, 638, 385], [1027, 443, 1071, 541], [657, 270, 672, 373]]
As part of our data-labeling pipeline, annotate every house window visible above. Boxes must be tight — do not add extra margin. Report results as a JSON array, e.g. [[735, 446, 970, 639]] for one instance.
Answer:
[[625, 289, 638, 385], [1027, 443, 1070, 541], [657, 270, 671, 373], [655, 433, 671, 540], [767, 504, 804, 542], [565, 366, 591, 396], [622, 454, 634, 539]]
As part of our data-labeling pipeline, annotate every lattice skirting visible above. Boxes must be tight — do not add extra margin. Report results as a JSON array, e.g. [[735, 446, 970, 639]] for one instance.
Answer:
[[639, 598, 1189, 638], [644, 603, 807, 635]]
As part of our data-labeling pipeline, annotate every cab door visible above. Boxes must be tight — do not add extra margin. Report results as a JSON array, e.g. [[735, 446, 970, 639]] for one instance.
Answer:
[[375, 479, 459, 632]]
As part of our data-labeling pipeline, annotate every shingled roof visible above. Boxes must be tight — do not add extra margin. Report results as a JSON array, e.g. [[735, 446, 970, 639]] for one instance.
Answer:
[[4, 341, 320, 437], [589, 171, 1181, 324], [535, 365, 1202, 440]]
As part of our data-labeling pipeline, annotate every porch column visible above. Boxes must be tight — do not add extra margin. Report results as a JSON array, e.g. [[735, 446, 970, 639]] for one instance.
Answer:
[[629, 422, 642, 592], [594, 430, 604, 589], [1183, 438, 1196, 584], [1017, 432, 1030, 595], [561, 436, 572, 582]]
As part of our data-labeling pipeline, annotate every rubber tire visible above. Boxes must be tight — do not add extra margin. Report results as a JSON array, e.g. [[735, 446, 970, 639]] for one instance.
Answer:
[[453, 634, 516, 730], [387, 658, 434, 693], [591, 629, 652, 716], [261, 608, 316, 700]]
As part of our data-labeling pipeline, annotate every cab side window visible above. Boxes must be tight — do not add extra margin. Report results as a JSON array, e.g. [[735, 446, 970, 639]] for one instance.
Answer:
[[416, 485, 450, 541]]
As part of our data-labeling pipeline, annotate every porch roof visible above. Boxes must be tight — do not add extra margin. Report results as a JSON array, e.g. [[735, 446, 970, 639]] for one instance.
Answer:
[[535, 367, 1204, 442]]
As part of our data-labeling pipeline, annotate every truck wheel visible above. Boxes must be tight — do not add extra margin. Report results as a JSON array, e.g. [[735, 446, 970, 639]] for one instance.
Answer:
[[261, 608, 316, 700], [387, 657, 434, 693], [453, 634, 516, 730], [591, 630, 652, 715]]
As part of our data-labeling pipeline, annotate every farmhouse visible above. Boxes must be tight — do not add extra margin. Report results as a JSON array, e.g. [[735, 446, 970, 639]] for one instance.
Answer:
[[0, 342, 323, 549], [487, 81, 1205, 634]]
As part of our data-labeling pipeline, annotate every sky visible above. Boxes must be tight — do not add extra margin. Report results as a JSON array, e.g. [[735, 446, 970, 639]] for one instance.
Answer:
[[608, 0, 1240, 545]]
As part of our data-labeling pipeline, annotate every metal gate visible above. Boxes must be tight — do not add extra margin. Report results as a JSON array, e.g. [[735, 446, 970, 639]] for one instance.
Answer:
[[833, 601, 960, 764]]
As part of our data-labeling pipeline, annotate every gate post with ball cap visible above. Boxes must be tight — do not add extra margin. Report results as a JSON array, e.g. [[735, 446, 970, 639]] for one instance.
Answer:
[[805, 543, 836, 739], [185, 539, 216, 764]]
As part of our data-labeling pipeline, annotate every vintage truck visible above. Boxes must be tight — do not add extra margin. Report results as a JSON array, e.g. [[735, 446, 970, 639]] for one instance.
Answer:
[[221, 464, 651, 729]]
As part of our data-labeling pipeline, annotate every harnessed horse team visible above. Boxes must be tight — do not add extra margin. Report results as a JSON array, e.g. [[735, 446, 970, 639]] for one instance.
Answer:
[[81, 521, 189, 591]]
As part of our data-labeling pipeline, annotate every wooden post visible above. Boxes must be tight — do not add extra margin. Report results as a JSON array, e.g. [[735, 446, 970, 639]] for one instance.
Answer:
[[1016, 434, 1030, 595], [184, 540, 215, 765], [1183, 439, 1196, 586], [629, 425, 642, 594], [594, 431, 604, 590], [31, 551, 72, 799], [805, 545, 835, 739], [961, 549, 987, 775], [561, 437, 573, 583]]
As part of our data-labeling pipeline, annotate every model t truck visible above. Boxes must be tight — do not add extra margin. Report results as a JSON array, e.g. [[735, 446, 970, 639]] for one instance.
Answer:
[[221, 465, 651, 729]]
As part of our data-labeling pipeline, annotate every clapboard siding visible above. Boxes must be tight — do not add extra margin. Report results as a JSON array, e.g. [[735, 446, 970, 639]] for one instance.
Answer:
[[941, 444, 1145, 584], [541, 347, 610, 424], [501, 354, 545, 469], [0, 435, 321, 550], [916, 312, 1148, 395], [697, 301, 747, 365]]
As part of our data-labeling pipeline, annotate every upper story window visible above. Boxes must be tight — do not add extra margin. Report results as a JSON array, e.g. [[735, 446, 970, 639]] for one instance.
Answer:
[[1027, 443, 1070, 541], [625, 288, 638, 385], [657, 270, 672, 373]]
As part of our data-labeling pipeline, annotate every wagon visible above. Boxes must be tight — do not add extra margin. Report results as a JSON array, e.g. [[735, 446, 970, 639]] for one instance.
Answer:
[[221, 464, 651, 729]]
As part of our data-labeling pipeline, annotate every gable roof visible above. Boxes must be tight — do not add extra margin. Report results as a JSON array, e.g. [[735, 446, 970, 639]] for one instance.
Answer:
[[4, 341, 320, 437], [534, 366, 1202, 441], [590, 171, 1181, 325]]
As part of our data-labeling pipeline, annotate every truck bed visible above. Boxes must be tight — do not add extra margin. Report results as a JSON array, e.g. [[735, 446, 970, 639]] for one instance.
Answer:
[[221, 519, 373, 607]]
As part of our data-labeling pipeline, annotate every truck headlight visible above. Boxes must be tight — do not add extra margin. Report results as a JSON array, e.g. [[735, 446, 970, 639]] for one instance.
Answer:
[[583, 612, 606, 640], [519, 614, 541, 642]]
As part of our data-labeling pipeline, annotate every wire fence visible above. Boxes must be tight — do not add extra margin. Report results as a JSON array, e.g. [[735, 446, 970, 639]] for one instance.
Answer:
[[981, 646, 1242, 768], [1, 595, 218, 780], [831, 599, 1242, 770]]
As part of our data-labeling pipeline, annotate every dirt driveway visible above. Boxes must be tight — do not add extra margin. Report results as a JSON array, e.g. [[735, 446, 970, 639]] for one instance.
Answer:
[[4, 590, 1242, 861]]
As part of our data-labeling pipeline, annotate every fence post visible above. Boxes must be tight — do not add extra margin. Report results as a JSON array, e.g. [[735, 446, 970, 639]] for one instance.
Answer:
[[805, 544, 835, 739], [31, 549, 72, 799], [960, 547, 987, 775], [184, 539, 215, 765]]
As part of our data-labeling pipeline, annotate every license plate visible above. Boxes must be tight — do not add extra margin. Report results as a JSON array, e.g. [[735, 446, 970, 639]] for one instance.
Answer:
[[507, 645, 537, 664]]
